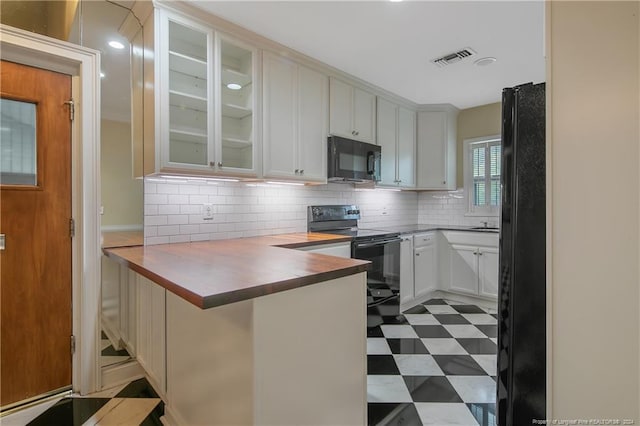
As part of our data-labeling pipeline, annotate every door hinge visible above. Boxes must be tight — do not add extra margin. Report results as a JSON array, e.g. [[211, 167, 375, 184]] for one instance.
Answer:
[[69, 218, 75, 238], [64, 99, 75, 121], [71, 335, 76, 355]]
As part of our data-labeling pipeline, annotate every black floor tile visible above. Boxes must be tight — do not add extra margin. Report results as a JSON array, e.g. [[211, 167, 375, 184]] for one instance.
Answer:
[[367, 403, 422, 426], [432, 355, 487, 375], [115, 378, 160, 398], [457, 338, 498, 354], [433, 314, 471, 324], [367, 326, 384, 337], [367, 355, 400, 375], [467, 402, 497, 426], [422, 298, 448, 305], [28, 398, 110, 426], [403, 376, 463, 403], [412, 325, 452, 338], [101, 331, 108, 339], [403, 305, 428, 314], [387, 339, 429, 354], [101, 344, 130, 357], [451, 305, 486, 314], [491, 314, 498, 319], [475, 324, 498, 338]]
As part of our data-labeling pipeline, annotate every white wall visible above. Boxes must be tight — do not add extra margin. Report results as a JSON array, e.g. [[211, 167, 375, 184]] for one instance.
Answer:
[[548, 1, 639, 420], [144, 178, 418, 245]]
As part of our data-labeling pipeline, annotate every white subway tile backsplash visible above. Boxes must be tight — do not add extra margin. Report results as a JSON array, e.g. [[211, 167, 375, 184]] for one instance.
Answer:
[[144, 179, 489, 245]]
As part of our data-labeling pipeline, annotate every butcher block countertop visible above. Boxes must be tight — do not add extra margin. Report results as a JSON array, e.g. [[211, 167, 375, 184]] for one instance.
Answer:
[[104, 233, 368, 309], [101, 230, 144, 249]]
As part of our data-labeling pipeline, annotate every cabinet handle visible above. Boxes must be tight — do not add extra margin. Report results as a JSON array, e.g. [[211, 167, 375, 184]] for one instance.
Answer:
[[209, 161, 215, 167], [351, 130, 356, 136], [218, 162, 223, 168], [478, 252, 483, 256], [442, 180, 446, 185], [295, 169, 299, 174], [473, 251, 478, 255], [415, 253, 420, 256], [356, 131, 360, 136], [300, 170, 304, 175]]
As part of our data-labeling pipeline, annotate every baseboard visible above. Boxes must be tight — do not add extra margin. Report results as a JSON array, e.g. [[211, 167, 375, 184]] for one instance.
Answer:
[[400, 289, 497, 312], [101, 360, 145, 390]]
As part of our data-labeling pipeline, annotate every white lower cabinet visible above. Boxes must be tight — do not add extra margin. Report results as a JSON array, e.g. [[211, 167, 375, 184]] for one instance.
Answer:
[[399, 236, 415, 307], [441, 231, 499, 301], [414, 233, 437, 299]]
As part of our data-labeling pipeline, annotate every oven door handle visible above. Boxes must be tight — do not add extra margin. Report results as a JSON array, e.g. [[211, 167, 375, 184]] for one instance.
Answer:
[[354, 237, 402, 249]]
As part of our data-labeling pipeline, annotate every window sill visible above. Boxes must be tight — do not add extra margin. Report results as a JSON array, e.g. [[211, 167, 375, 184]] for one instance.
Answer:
[[465, 211, 500, 217]]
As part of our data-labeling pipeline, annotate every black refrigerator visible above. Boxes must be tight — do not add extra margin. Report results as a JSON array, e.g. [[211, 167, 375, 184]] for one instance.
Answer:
[[497, 82, 546, 426]]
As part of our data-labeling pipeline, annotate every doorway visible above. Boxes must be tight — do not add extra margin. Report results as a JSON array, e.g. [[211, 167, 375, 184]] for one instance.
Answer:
[[0, 60, 73, 408]]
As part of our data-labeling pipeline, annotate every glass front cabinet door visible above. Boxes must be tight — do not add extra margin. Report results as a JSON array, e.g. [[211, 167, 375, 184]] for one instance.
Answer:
[[158, 10, 258, 176]]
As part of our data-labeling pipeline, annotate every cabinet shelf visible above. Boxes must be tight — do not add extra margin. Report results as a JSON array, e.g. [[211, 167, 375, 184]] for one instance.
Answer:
[[169, 51, 207, 79], [222, 136, 252, 149], [222, 103, 252, 119], [170, 91, 207, 112], [170, 129, 207, 145], [221, 67, 251, 87]]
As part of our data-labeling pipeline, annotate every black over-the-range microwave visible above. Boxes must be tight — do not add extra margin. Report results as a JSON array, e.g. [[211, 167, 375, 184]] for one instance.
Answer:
[[327, 135, 381, 183]]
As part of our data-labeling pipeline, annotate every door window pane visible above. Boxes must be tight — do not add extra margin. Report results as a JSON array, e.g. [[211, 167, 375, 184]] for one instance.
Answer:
[[1, 98, 37, 185]]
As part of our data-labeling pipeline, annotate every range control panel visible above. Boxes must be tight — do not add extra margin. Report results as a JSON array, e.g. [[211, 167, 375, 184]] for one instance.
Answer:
[[308, 205, 361, 222]]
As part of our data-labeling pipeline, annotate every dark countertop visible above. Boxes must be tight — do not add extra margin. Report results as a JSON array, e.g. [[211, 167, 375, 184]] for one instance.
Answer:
[[104, 233, 368, 310], [373, 224, 500, 235]]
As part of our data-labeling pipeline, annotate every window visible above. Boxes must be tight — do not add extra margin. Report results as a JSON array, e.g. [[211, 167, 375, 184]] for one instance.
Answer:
[[464, 135, 501, 216]]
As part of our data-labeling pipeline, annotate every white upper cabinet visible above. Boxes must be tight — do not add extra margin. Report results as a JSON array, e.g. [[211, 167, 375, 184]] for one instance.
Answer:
[[156, 9, 259, 176], [329, 78, 376, 144], [376, 98, 416, 188], [262, 52, 328, 182], [416, 108, 458, 190]]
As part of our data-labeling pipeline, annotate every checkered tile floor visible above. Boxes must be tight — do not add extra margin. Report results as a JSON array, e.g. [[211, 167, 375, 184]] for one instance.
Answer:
[[367, 299, 498, 426]]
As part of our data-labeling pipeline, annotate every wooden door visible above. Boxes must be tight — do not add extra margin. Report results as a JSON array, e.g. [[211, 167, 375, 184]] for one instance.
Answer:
[[0, 60, 72, 407]]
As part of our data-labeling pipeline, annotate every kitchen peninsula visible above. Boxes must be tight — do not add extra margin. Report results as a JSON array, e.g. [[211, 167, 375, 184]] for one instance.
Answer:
[[104, 233, 369, 425]]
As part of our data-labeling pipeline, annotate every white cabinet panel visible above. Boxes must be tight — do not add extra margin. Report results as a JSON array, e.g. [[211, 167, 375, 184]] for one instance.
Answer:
[[399, 236, 415, 306], [376, 98, 416, 188], [263, 53, 328, 182], [478, 247, 499, 298], [262, 53, 297, 178], [448, 244, 478, 295], [329, 77, 376, 144], [416, 109, 457, 190], [415, 243, 437, 299], [397, 107, 416, 187], [377, 98, 398, 186], [137, 274, 166, 395], [353, 87, 376, 143], [297, 65, 328, 181]]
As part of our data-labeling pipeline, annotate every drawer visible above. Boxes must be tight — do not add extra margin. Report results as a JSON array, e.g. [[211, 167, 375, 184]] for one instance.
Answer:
[[413, 232, 436, 248]]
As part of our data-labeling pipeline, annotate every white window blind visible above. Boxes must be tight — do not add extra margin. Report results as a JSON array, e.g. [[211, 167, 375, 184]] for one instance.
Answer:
[[465, 136, 501, 215]]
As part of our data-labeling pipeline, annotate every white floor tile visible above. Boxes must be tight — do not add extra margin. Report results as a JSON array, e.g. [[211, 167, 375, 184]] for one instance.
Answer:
[[101, 340, 112, 350], [367, 338, 392, 355], [414, 402, 480, 425], [425, 305, 458, 314], [393, 354, 444, 376], [443, 325, 487, 338], [0, 396, 65, 425], [490, 338, 497, 344], [367, 375, 412, 403], [381, 324, 419, 339], [461, 314, 498, 325], [471, 355, 497, 376], [422, 338, 468, 355], [101, 355, 131, 367], [405, 314, 440, 325], [448, 376, 497, 403], [444, 300, 467, 305]]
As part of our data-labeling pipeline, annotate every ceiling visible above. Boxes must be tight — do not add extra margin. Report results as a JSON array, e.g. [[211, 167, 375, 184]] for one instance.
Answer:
[[189, 1, 545, 109]]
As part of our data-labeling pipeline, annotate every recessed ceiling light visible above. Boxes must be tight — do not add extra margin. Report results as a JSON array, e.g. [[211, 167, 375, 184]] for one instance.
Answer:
[[108, 40, 125, 49], [226, 83, 242, 90], [474, 57, 497, 67]]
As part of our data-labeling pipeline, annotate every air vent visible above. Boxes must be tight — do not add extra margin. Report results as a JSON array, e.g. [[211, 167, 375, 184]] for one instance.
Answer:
[[432, 48, 476, 67]]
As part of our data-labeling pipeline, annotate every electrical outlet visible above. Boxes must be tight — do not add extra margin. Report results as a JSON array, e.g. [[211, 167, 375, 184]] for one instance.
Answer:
[[203, 204, 214, 220]]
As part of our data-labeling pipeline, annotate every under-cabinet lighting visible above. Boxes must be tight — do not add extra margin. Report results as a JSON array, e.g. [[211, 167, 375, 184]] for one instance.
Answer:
[[108, 40, 125, 49], [356, 187, 401, 192], [158, 175, 239, 183], [226, 83, 242, 90], [265, 181, 305, 186]]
